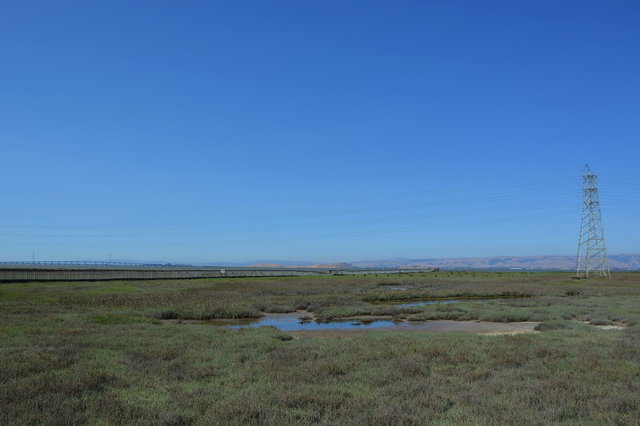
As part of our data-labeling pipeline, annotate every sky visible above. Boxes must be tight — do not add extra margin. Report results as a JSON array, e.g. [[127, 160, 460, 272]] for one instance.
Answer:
[[1, 1, 639, 264]]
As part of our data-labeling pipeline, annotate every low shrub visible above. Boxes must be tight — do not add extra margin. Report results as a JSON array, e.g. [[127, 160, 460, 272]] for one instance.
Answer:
[[589, 319, 614, 326], [534, 320, 574, 331], [158, 310, 180, 320], [89, 314, 153, 324]]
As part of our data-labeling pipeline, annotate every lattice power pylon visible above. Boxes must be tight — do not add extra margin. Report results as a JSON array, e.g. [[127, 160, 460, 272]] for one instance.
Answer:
[[576, 165, 610, 278]]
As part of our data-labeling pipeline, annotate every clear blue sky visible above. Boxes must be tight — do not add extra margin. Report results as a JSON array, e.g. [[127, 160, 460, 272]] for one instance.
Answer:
[[1, 1, 639, 263]]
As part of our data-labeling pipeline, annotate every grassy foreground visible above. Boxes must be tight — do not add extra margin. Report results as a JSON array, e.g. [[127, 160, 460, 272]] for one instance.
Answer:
[[1, 271, 639, 425]]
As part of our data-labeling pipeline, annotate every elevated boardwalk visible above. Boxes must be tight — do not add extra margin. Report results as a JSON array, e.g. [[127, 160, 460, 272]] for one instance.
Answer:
[[0, 262, 432, 282]]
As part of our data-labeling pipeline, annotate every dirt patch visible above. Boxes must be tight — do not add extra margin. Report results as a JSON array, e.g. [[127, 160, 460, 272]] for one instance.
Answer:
[[582, 320, 627, 330]]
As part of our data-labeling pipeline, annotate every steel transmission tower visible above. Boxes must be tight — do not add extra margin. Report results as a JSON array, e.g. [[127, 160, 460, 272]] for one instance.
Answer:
[[576, 165, 610, 278]]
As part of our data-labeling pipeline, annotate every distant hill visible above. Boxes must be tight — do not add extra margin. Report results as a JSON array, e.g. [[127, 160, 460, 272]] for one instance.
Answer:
[[251, 262, 353, 269], [248, 254, 640, 270], [350, 254, 640, 270]]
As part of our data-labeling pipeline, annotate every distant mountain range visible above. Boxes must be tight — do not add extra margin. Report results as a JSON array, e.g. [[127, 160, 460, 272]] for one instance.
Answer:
[[88, 254, 640, 271], [248, 254, 640, 270]]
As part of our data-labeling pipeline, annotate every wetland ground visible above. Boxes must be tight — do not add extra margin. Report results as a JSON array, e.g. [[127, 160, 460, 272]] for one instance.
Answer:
[[1, 271, 639, 424]]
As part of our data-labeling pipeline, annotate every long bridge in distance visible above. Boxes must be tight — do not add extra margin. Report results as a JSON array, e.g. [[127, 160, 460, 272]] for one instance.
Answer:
[[0, 261, 436, 282]]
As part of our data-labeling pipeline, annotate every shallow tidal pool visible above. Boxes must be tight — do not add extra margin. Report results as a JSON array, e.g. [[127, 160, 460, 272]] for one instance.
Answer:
[[200, 312, 538, 335]]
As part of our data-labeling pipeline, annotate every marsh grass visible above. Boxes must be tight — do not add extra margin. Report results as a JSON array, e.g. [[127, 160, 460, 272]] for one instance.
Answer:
[[1, 272, 639, 424]]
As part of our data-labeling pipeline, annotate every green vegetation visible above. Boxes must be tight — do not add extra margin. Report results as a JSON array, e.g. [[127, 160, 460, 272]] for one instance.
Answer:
[[1, 271, 639, 424]]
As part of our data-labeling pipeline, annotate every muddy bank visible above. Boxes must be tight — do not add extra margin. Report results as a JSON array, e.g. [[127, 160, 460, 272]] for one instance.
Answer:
[[286, 320, 539, 338]]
